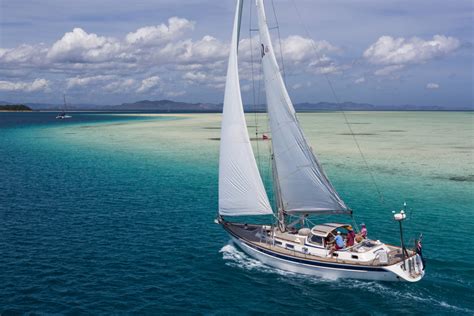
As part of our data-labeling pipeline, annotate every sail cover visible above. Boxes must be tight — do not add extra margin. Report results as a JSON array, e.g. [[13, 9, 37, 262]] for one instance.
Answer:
[[256, 0, 349, 214], [219, 0, 273, 216]]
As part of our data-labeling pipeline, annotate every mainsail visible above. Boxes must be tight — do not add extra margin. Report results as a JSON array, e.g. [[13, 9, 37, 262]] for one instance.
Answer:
[[219, 0, 273, 216], [256, 0, 349, 214]]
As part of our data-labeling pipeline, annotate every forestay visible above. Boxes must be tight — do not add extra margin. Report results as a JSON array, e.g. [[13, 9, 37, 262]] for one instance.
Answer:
[[256, 0, 349, 214], [219, 0, 273, 216]]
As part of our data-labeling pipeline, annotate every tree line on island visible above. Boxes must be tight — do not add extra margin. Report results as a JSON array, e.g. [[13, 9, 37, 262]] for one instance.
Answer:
[[0, 104, 32, 111]]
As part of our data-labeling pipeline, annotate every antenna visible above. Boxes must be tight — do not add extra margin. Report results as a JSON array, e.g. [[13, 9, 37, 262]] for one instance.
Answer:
[[393, 203, 409, 270]]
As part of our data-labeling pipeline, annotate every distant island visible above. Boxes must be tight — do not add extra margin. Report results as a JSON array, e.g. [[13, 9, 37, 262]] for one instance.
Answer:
[[0, 99, 472, 112], [113, 99, 218, 111], [0, 104, 32, 111], [112, 100, 472, 112]]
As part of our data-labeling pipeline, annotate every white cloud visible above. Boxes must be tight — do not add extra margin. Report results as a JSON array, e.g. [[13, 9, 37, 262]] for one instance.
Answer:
[[374, 64, 405, 76], [66, 75, 115, 88], [0, 18, 234, 97], [280, 35, 337, 63], [0, 44, 48, 65], [364, 35, 460, 66], [426, 82, 440, 89], [0, 78, 50, 92], [103, 79, 136, 93], [137, 76, 160, 93], [308, 55, 344, 74], [182, 70, 225, 89], [187, 35, 228, 62], [354, 77, 366, 84], [47, 28, 122, 63], [0, 16, 342, 98], [238, 35, 340, 76], [29, 79, 50, 91], [126, 17, 194, 45], [183, 71, 206, 82]]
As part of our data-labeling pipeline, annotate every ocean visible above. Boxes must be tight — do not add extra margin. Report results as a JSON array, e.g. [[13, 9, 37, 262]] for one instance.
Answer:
[[0, 111, 472, 314]]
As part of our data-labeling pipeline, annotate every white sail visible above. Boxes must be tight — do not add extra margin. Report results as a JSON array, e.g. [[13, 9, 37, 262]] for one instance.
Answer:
[[219, 0, 273, 216], [256, 0, 349, 214]]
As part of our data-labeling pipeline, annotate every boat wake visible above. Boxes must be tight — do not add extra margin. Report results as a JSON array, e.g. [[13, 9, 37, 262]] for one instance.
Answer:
[[219, 242, 473, 313], [219, 241, 298, 277], [220, 241, 335, 280], [220, 242, 271, 272]]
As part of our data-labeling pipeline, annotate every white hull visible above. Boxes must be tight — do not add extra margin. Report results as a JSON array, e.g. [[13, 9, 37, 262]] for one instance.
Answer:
[[231, 237, 423, 282]]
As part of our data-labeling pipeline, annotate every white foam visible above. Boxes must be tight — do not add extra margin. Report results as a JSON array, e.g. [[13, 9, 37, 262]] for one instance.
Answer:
[[219, 241, 329, 281], [219, 242, 472, 313], [219, 242, 273, 272]]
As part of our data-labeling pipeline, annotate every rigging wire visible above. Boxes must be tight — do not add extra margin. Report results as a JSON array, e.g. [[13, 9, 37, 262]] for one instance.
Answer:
[[249, 0, 261, 171], [267, 0, 289, 223], [249, 0, 275, 212], [289, 0, 385, 206], [270, 0, 287, 84]]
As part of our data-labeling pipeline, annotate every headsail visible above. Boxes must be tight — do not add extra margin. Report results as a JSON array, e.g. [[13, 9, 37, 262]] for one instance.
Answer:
[[256, 0, 349, 214], [219, 0, 273, 216]]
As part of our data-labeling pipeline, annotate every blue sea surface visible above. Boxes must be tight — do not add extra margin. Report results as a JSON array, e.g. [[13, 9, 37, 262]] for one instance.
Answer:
[[0, 112, 473, 314]]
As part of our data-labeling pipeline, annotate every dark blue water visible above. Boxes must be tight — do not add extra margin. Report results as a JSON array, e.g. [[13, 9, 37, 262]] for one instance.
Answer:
[[0, 112, 472, 314]]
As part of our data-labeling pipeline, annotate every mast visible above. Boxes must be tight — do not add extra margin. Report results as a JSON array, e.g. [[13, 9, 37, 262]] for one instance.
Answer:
[[255, 0, 350, 219], [270, 150, 285, 230], [218, 0, 273, 217], [63, 94, 67, 113]]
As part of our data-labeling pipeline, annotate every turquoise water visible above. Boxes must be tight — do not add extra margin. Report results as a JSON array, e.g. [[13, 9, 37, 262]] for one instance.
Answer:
[[0, 112, 473, 314]]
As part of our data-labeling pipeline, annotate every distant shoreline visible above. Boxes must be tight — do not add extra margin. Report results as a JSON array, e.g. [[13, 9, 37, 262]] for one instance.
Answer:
[[2, 109, 471, 113], [2, 99, 472, 112]]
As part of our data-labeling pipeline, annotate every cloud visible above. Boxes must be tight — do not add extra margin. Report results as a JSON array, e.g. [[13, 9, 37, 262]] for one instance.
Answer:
[[0, 78, 50, 92], [308, 55, 345, 74], [125, 17, 194, 45], [0, 17, 232, 97], [137, 76, 160, 93], [238, 35, 341, 76], [0, 44, 48, 65], [0, 16, 342, 98], [103, 79, 136, 93], [374, 64, 405, 76], [426, 82, 440, 89], [278, 35, 337, 63], [183, 71, 207, 82], [186, 35, 228, 63], [47, 28, 122, 63], [66, 75, 115, 88], [354, 77, 366, 84], [364, 35, 460, 66], [182, 71, 226, 89]]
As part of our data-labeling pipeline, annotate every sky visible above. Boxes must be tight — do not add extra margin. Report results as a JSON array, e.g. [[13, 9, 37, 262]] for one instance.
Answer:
[[0, 0, 472, 107]]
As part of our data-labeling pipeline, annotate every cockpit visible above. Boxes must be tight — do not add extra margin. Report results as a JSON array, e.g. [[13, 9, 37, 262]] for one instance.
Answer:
[[304, 223, 354, 249]]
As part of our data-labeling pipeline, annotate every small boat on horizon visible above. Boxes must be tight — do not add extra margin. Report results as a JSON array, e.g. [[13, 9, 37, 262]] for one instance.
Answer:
[[217, 0, 425, 282], [56, 94, 72, 119]]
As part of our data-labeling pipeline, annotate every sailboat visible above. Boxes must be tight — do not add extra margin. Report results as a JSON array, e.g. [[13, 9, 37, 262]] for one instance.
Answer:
[[217, 0, 425, 282], [56, 94, 72, 119]]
